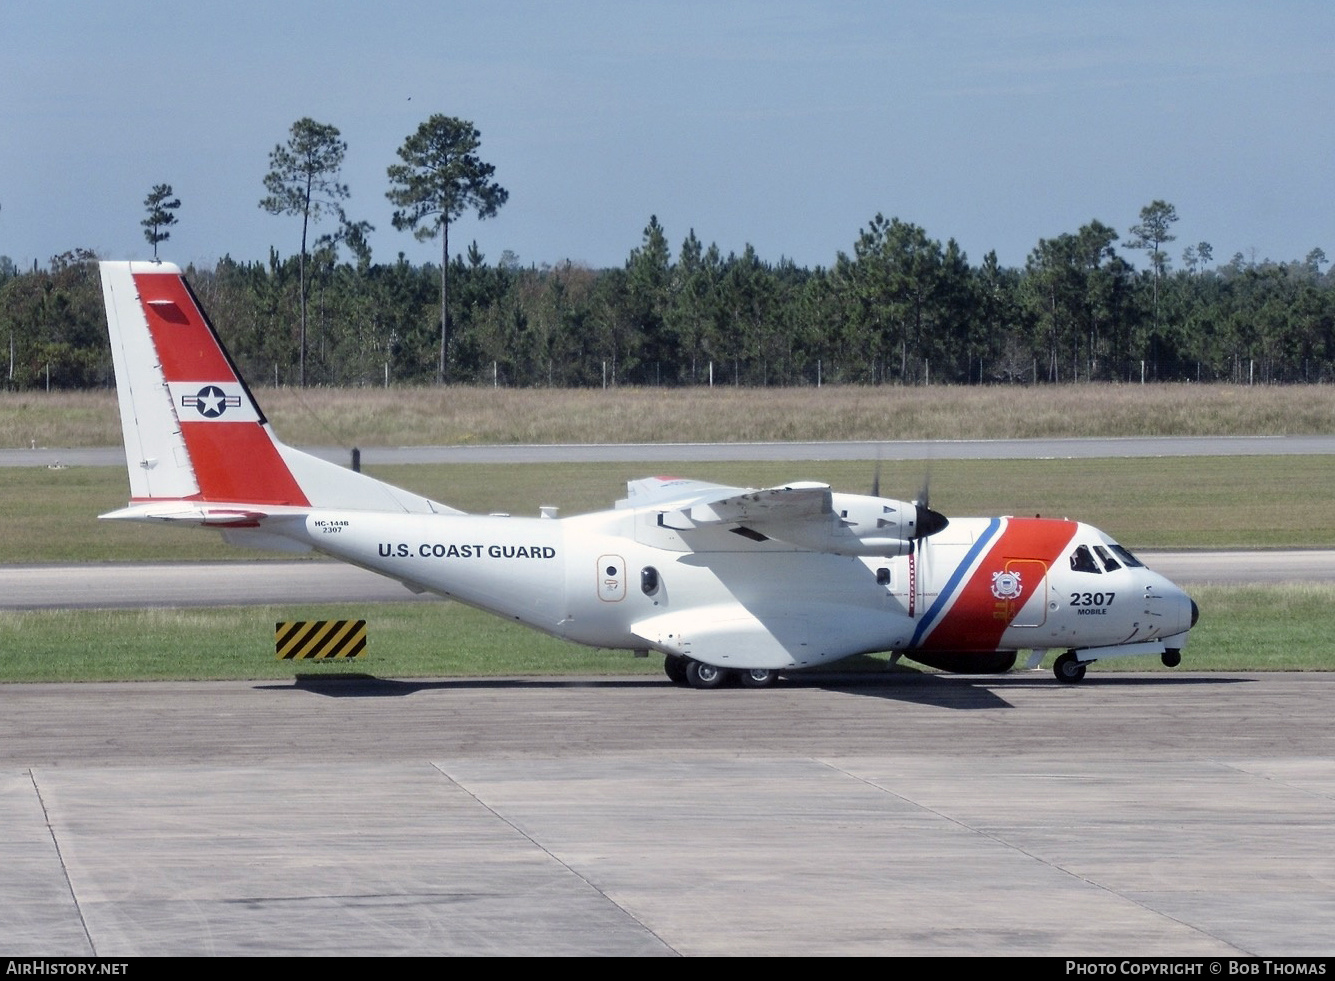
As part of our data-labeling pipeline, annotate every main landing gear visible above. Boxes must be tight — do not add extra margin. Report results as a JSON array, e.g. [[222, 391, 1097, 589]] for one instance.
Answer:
[[663, 655, 689, 685], [664, 656, 778, 690]]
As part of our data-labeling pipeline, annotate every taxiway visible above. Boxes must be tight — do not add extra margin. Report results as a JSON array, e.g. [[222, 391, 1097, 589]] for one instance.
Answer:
[[2, 673, 1333, 956]]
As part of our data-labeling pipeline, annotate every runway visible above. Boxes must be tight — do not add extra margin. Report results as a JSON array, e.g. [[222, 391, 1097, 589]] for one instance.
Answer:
[[3, 673, 1333, 956], [6, 433, 1335, 468]]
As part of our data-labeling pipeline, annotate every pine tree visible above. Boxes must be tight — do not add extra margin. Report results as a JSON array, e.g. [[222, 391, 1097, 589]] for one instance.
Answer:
[[141, 184, 180, 259]]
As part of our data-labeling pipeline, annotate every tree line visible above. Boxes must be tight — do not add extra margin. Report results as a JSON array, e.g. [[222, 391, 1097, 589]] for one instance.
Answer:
[[1, 199, 1332, 390]]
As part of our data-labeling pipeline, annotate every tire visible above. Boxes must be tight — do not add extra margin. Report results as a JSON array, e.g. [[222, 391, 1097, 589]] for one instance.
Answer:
[[1053, 651, 1088, 684], [1161, 649, 1182, 668], [736, 668, 777, 689], [685, 660, 727, 690], [664, 655, 689, 684]]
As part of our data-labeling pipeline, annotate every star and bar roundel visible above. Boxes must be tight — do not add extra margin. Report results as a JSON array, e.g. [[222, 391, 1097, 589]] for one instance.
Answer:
[[166, 381, 255, 422], [181, 384, 242, 418]]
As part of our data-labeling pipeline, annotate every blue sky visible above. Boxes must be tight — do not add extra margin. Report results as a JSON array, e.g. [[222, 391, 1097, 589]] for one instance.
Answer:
[[3, 1, 1331, 273]]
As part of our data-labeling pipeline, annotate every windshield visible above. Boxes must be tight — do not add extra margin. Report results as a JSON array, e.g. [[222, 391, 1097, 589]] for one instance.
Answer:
[[1105, 541, 1144, 568]]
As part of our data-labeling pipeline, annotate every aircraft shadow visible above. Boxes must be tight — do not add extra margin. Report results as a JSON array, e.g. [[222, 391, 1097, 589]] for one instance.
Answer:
[[268, 674, 670, 698], [798, 670, 1252, 709], [264, 670, 1251, 707], [270, 671, 1017, 709]]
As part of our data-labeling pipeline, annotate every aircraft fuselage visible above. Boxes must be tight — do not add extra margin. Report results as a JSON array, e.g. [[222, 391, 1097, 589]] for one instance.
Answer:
[[287, 507, 1196, 672]]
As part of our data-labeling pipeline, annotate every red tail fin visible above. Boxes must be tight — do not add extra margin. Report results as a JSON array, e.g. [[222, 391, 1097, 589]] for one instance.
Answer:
[[102, 260, 458, 519], [128, 267, 309, 505]]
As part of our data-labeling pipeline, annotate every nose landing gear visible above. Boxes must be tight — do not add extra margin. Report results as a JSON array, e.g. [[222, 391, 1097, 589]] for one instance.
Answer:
[[1053, 651, 1088, 684]]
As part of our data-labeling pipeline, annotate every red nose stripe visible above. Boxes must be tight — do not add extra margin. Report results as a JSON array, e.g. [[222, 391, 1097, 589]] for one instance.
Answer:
[[920, 518, 1077, 652]]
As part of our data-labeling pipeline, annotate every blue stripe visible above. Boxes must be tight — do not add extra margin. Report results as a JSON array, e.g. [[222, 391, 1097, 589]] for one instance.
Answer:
[[909, 517, 1003, 648]]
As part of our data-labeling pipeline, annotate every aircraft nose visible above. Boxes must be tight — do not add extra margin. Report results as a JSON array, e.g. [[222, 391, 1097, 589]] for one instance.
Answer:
[[1190, 597, 1200, 628]]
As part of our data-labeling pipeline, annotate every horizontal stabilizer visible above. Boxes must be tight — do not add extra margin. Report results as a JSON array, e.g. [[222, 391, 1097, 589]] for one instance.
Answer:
[[99, 502, 311, 526]]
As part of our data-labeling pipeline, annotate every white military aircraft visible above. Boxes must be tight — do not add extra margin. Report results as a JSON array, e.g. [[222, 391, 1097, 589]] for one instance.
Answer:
[[99, 261, 1198, 688]]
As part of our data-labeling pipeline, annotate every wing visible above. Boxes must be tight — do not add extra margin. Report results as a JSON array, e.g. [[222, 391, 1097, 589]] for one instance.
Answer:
[[619, 476, 831, 522], [616, 475, 753, 510], [621, 476, 934, 557]]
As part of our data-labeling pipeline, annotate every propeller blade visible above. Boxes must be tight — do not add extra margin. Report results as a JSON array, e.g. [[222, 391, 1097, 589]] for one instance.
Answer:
[[916, 471, 931, 510], [912, 470, 947, 538]]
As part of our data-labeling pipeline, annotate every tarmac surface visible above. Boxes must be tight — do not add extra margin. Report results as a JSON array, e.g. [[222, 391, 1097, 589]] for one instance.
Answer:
[[3, 672, 1333, 956]]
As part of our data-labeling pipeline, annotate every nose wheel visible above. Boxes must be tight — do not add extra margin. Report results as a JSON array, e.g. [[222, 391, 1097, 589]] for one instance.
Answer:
[[1053, 651, 1088, 684]]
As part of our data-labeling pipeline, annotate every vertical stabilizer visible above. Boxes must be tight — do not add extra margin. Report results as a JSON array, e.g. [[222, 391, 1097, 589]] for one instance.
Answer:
[[100, 260, 458, 516], [102, 261, 204, 501]]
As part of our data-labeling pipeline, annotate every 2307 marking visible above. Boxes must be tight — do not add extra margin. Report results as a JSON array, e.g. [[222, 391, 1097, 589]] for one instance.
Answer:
[[1070, 592, 1115, 606]]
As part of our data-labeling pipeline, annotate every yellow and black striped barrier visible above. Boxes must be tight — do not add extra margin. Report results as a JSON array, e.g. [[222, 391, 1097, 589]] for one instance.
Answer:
[[276, 620, 367, 660]]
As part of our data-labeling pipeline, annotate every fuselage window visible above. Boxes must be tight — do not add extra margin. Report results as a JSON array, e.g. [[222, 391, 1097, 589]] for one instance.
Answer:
[[876, 567, 891, 586], [1070, 544, 1101, 574], [641, 566, 660, 596]]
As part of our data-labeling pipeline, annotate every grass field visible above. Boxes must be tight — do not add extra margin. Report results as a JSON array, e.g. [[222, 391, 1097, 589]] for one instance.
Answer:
[[2, 383, 1332, 681], [5, 382, 1335, 448], [0, 583, 1326, 682], [2, 454, 1331, 563]]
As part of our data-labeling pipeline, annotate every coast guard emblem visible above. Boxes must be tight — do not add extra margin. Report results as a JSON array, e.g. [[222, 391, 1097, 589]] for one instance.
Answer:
[[990, 570, 1022, 600]]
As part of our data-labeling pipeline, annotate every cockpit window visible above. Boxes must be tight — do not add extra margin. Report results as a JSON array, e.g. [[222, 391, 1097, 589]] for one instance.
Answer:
[[1093, 545, 1121, 572], [1070, 544, 1101, 574], [1106, 542, 1144, 568]]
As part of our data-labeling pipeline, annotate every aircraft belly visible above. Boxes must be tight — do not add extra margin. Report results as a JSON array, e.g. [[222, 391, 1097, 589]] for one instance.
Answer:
[[632, 604, 909, 669]]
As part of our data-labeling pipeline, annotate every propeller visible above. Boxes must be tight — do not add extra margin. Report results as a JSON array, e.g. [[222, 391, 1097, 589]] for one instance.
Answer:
[[912, 471, 949, 539], [870, 455, 947, 540]]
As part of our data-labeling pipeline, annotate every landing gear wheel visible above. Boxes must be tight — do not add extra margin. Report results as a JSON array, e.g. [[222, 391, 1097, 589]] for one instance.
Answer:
[[685, 660, 728, 690], [1161, 649, 1182, 668], [737, 668, 777, 689], [664, 655, 689, 684], [1053, 652, 1088, 684]]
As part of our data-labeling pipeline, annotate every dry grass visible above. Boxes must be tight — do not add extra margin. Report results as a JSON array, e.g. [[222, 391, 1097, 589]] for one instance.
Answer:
[[4, 383, 1335, 449]]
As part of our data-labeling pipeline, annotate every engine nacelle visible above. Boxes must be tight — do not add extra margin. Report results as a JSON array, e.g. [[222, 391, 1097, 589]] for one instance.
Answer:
[[758, 492, 948, 557]]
